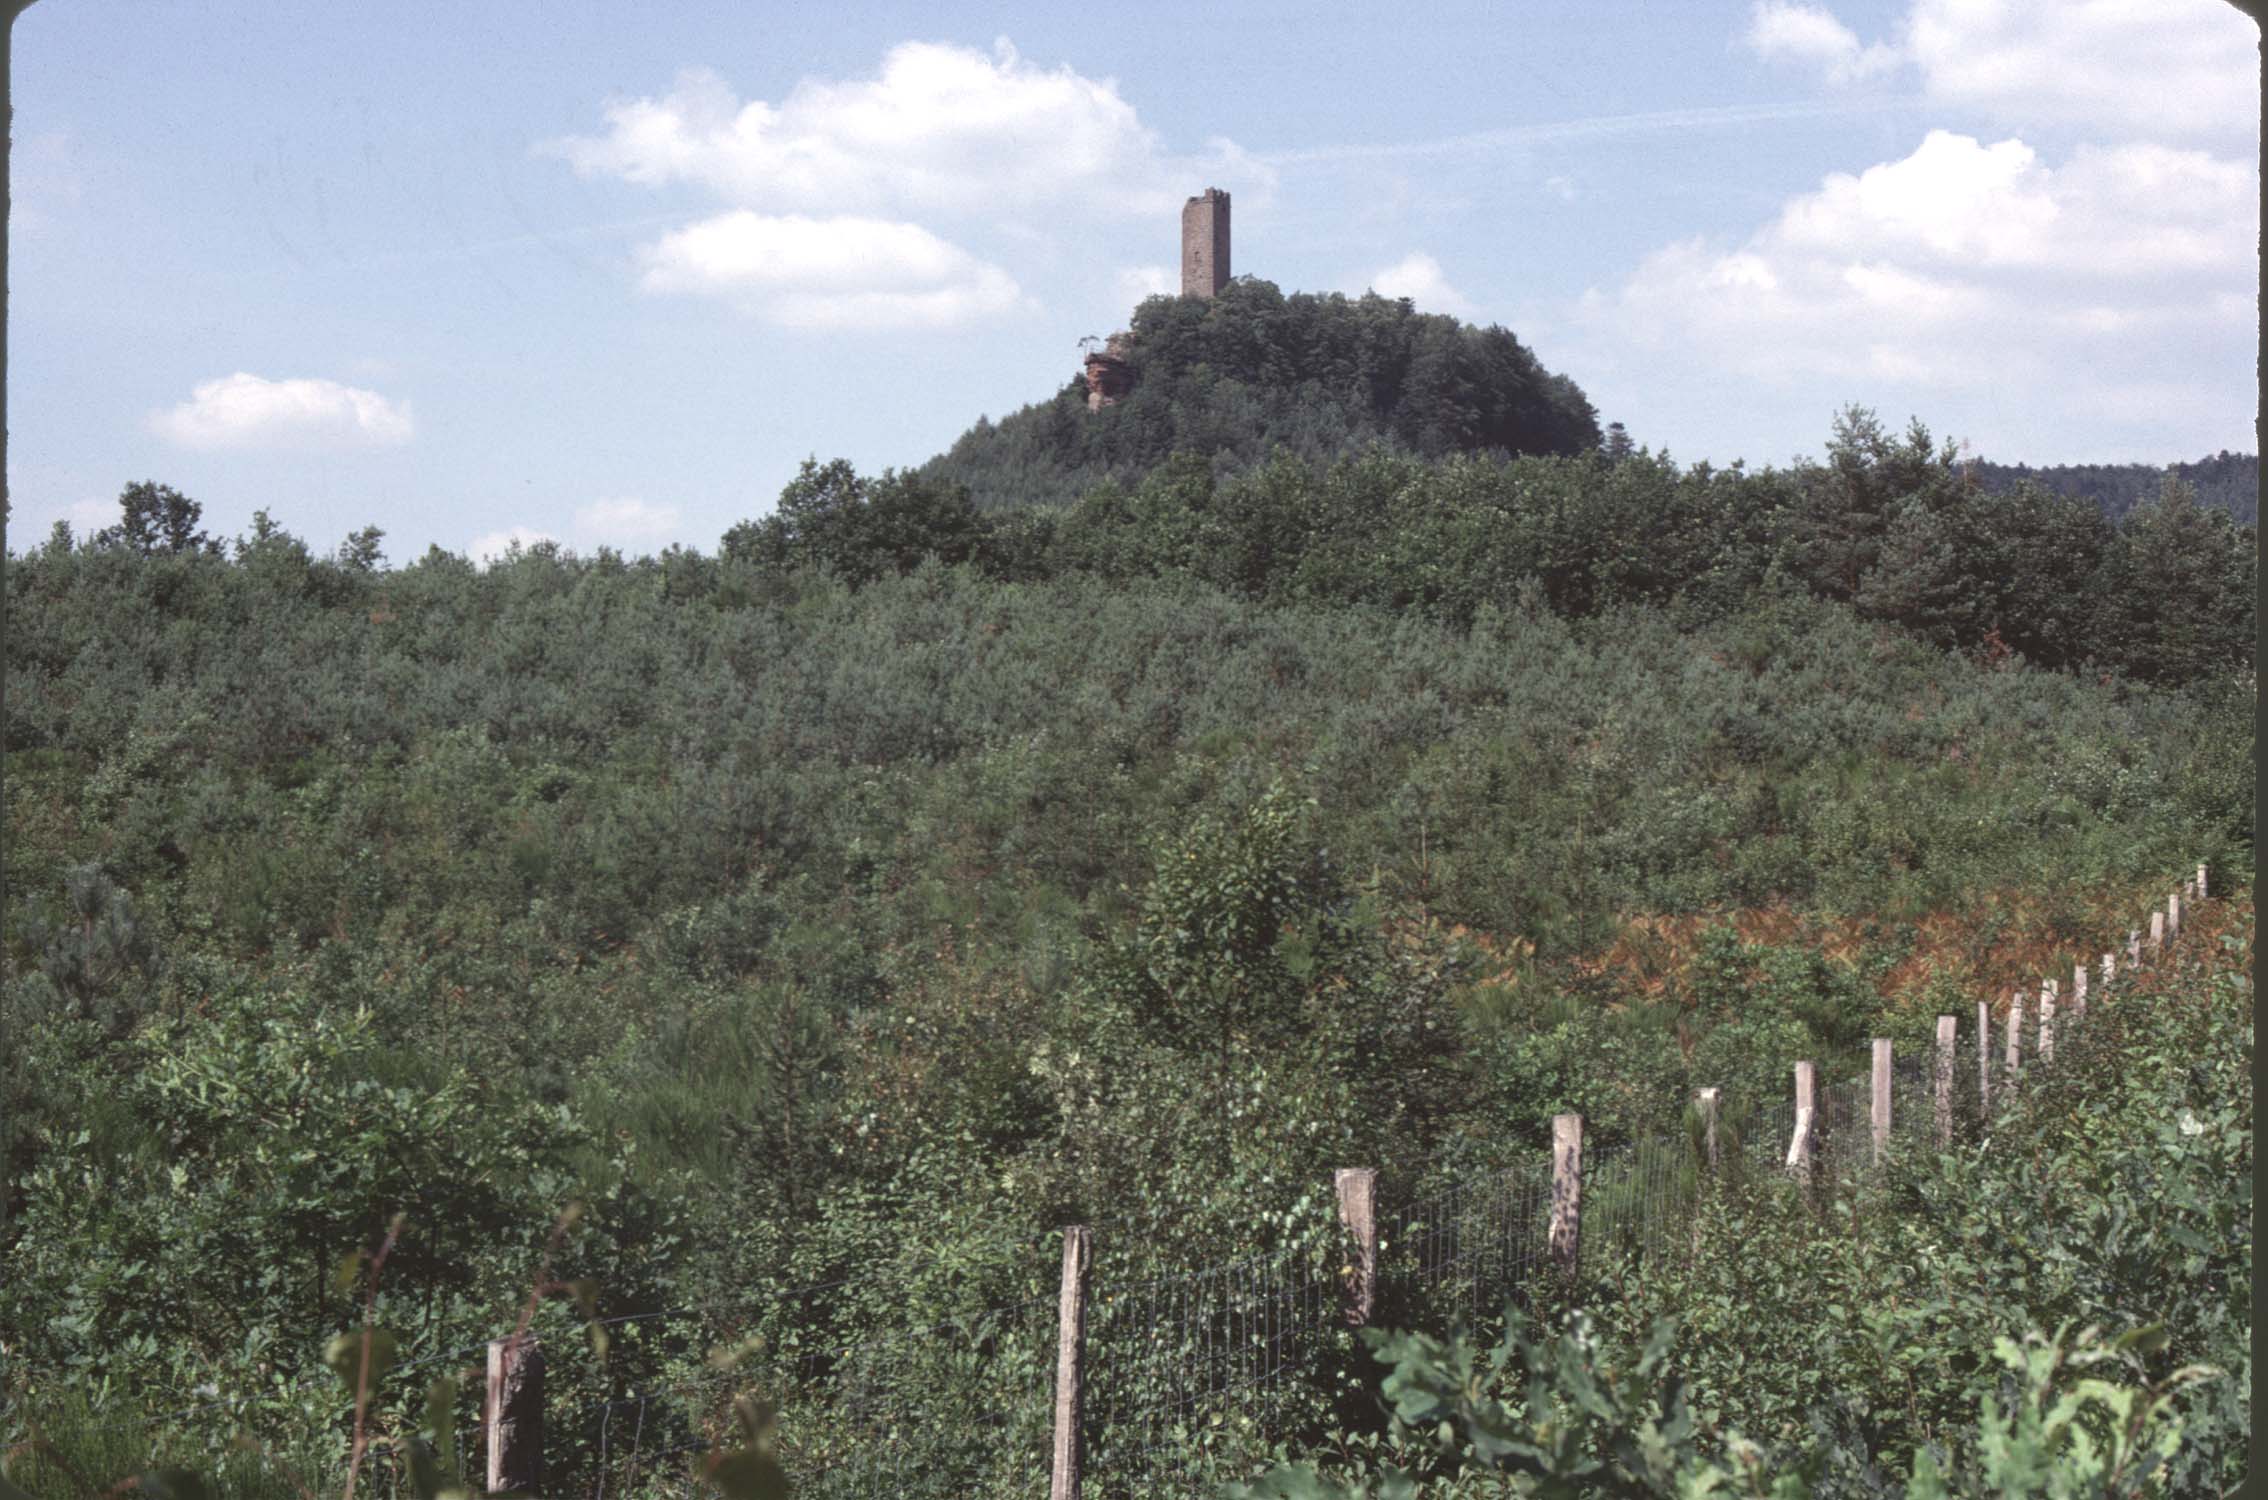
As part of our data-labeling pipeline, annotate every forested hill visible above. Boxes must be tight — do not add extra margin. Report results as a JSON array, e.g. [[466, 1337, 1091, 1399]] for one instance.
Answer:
[[1968, 450, 2257, 526], [917, 277, 1602, 511]]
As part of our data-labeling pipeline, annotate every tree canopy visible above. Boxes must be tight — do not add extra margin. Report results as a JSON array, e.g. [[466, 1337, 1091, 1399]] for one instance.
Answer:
[[920, 279, 1603, 511]]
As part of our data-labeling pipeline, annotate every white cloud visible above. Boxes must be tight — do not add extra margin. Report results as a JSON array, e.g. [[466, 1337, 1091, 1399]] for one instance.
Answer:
[[1358, 252, 1476, 317], [575, 496, 682, 547], [547, 40, 1268, 332], [66, 496, 115, 532], [152, 373, 413, 451], [639, 211, 1021, 328], [1573, 127, 2257, 442], [469, 526, 558, 566], [1115, 264, 1176, 303], [1908, 0, 2257, 141], [547, 40, 1266, 219], [12, 495, 117, 545], [1745, 2, 1899, 83], [1745, 0, 2258, 142], [1774, 132, 2252, 275], [11, 131, 86, 237]]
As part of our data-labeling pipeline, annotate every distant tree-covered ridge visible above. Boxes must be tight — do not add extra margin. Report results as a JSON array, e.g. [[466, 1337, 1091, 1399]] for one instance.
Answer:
[[918, 277, 1603, 511], [1966, 450, 2257, 526]]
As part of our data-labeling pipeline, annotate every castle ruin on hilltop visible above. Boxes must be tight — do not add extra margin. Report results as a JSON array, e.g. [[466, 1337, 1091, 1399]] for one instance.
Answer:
[[1180, 187, 1230, 300], [1085, 189, 1231, 412]]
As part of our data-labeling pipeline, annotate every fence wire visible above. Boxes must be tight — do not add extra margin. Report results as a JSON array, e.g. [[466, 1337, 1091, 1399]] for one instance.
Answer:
[[555, 1288, 1059, 1500], [1083, 1229, 1339, 1499], [9, 890, 2202, 1497], [1385, 1156, 1552, 1332]]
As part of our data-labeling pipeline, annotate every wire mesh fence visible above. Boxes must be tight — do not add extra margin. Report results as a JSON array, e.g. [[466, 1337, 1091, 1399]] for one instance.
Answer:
[[1083, 1218, 1343, 1498], [8, 881, 2203, 1498], [1583, 1135, 1700, 1270], [557, 1292, 1059, 1500], [1382, 1156, 1552, 1333]]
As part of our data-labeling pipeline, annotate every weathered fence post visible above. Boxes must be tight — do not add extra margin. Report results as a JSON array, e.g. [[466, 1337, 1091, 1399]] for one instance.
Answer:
[[2038, 979, 2057, 1064], [1869, 1040, 1892, 1165], [1050, 1226, 1093, 1500], [2149, 911, 2165, 954], [1334, 1169, 1378, 1328], [2101, 951, 2115, 991], [2197, 862, 2208, 900], [484, 1335, 543, 1497], [2071, 963, 2087, 1023], [1976, 999, 1991, 1113], [1696, 1088, 1721, 1171], [2128, 927, 2143, 965], [1786, 1063, 1816, 1184], [1550, 1114, 1584, 1273], [2003, 989, 2022, 1090], [1934, 1015, 1956, 1147], [2168, 891, 2181, 942]]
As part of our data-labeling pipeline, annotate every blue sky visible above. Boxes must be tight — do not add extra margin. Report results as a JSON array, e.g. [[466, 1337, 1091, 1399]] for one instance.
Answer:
[[8, 0, 2258, 563]]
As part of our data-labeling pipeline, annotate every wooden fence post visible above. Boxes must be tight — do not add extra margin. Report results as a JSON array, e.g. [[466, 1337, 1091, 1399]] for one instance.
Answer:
[[1786, 1062, 1816, 1184], [2101, 951, 2115, 991], [2071, 964, 2087, 1023], [1050, 1226, 1093, 1500], [2149, 911, 2164, 953], [1696, 1088, 1721, 1171], [1934, 1015, 1956, 1147], [2128, 927, 2142, 965], [484, 1335, 543, 1497], [1334, 1169, 1378, 1328], [1976, 1000, 1991, 1113], [1550, 1114, 1583, 1273], [2168, 891, 2181, 942], [2197, 862, 2208, 900], [2003, 989, 2022, 1090], [2038, 979, 2057, 1064], [1869, 1040, 1892, 1165]]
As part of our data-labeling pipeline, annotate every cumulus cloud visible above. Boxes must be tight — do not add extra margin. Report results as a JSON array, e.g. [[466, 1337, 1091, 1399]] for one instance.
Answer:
[[546, 39, 1268, 330], [469, 526, 558, 566], [1774, 132, 2253, 275], [1745, 0, 2257, 141], [547, 40, 1264, 218], [12, 131, 86, 238], [1357, 252, 1476, 317], [152, 373, 413, 451], [638, 211, 1020, 328], [65, 496, 116, 533], [1575, 128, 2257, 428], [1115, 264, 1177, 303], [1582, 0, 2256, 460], [574, 496, 683, 547], [16, 495, 120, 544], [1908, 0, 2256, 141], [1745, 1, 1898, 84]]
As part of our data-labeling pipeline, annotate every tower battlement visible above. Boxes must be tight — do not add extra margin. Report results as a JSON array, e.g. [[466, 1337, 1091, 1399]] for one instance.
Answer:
[[1180, 188, 1230, 299]]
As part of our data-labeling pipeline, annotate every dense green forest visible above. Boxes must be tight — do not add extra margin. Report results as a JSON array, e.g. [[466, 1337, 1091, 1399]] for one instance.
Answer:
[[919, 279, 1602, 510], [1968, 452, 2258, 528], [2, 369, 2255, 1494], [754, 406, 2252, 690]]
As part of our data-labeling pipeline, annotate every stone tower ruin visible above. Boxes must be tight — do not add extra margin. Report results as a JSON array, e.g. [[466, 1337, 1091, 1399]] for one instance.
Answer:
[[1087, 190, 1234, 412], [1181, 188, 1230, 299]]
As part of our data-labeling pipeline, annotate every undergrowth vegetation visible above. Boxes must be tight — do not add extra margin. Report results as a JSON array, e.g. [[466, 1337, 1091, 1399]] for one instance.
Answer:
[[1, 397, 2252, 1495], [1241, 905, 2252, 1495]]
